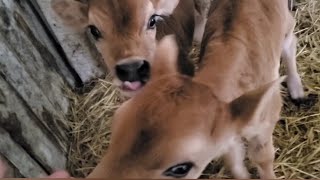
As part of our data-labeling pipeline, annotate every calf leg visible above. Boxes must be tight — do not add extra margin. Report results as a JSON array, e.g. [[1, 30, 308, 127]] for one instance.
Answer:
[[224, 139, 250, 179], [288, 0, 295, 11], [193, 0, 210, 43], [282, 30, 304, 100], [193, 10, 208, 43], [248, 136, 276, 179]]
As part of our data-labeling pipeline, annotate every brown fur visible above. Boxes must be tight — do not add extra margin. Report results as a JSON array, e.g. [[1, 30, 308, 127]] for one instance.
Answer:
[[86, 0, 304, 179], [197, 0, 291, 102], [52, 0, 212, 98]]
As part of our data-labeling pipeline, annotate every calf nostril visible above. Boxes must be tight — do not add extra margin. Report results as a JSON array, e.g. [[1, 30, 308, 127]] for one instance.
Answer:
[[116, 61, 150, 82], [116, 65, 127, 75], [138, 61, 150, 81], [116, 66, 123, 74], [115, 65, 130, 81]]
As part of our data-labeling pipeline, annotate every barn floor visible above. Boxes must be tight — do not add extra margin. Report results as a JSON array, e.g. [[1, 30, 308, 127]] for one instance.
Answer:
[[65, 0, 320, 178]]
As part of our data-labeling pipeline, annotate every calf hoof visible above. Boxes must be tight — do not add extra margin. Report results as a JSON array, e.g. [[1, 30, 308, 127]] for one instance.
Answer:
[[287, 75, 305, 100], [290, 93, 318, 108]]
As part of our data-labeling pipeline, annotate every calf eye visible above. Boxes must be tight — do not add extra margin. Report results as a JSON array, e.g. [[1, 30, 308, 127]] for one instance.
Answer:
[[88, 25, 102, 40], [163, 162, 194, 178], [148, 14, 159, 30]]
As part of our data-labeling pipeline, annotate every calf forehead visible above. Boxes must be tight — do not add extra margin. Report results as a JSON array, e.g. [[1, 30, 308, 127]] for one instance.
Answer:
[[117, 126, 202, 163], [112, 79, 215, 154], [90, 0, 152, 32]]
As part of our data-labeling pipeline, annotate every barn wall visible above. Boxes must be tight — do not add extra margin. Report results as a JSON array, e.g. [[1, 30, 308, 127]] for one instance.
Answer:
[[32, 0, 107, 83], [0, 154, 23, 178], [0, 0, 87, 177]]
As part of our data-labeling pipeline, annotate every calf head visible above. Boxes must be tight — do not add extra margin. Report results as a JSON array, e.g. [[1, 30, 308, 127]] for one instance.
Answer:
[[52, 0, 180, 97], [87, 36, 284, 179]]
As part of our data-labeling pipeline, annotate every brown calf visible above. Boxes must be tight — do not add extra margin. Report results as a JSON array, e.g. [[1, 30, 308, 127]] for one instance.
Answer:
[[87, 0, 304, 179], [52, 0, 210, 98]]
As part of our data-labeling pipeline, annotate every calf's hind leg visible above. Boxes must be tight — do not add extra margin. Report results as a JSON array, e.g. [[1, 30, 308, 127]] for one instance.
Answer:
[[193, 0, 210, 43], [282, 29, 304, 100]]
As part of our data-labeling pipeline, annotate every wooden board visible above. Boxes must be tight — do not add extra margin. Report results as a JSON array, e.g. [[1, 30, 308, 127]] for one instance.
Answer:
[[0, 0, 73, 151], [0, 76, 67, 173], [0, 154, 23, 178], [0, 37, 68, 151], [32, 0, 107, 83], [0, 0, 74, 176], [0, 128, 47, 178], [0, 0, 74, 114], [0, 0, 77, 88]]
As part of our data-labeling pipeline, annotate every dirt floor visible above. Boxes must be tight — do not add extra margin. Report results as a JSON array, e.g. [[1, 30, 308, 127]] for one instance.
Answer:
[[66, 0, 320, 178]]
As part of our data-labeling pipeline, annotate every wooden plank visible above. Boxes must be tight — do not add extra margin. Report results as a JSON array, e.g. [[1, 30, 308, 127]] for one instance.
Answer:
[[0, 39, 68, 152], [0, 128, 47, 178], [33, 0, 107, 83], [0, 76, 67, 173], [0, 154, 24, 178], [0, 0, 72, 115], [0, 0, 71, 175], [0, 0, 71, 150], [0, 0, 77, 88]]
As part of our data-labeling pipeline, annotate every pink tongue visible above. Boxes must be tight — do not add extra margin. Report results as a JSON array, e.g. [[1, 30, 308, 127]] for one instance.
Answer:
[[123, 81, 142, 91]]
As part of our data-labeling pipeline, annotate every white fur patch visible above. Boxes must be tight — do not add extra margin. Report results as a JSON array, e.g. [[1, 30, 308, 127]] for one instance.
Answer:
[[154, 0, 180, 16], [181, 136, 207, 155], [282, 33, 304, 99]]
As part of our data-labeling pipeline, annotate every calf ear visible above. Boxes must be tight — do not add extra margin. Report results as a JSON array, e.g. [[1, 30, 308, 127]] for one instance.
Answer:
[[151, 35, 179, 79], [51, 0, 89, 29], [229, 76, 287, 125], [152, 0, 180, 16]]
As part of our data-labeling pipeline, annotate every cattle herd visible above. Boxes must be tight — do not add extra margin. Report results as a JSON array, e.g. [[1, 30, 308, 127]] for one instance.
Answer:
[[49, 0, 304, 178]]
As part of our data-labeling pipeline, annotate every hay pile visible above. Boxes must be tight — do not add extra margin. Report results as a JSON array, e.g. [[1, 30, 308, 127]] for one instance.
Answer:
[[66, 0, 320, 178], [66, 77, 120, 177]]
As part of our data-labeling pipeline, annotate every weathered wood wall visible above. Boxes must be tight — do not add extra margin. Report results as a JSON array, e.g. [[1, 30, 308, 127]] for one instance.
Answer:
[[0, 0, 102, 178], [0, 154, 23, 178], [31, 0, 106, 83]]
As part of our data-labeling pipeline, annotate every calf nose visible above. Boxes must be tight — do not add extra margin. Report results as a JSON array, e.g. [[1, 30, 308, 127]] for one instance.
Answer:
[[115, 60, 150, 82]]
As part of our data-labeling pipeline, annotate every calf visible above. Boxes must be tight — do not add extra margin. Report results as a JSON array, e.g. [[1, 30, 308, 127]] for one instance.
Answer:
[[52, 0, 210, 98], [87, 0, 304, 179]]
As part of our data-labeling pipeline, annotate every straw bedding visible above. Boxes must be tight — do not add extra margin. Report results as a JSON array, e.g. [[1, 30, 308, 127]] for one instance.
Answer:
[[65, 0, 320, 178]]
